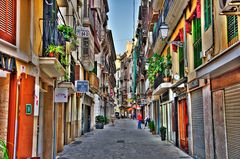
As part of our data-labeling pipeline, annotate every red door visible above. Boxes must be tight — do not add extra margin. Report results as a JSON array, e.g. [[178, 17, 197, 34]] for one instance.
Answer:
[[178, 99, 188, 153], [17, 74, 35, 159]]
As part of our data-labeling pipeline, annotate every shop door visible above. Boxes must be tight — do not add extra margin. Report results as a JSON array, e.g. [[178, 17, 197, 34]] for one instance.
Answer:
[[191, 89, 205, 159], [17, 74, 35, 158], [178, 99, 188, 153], [225, 84, 240, 159]]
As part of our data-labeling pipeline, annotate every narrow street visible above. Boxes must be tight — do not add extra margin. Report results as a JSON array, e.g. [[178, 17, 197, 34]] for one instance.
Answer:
[[58, 119, 191, 159]]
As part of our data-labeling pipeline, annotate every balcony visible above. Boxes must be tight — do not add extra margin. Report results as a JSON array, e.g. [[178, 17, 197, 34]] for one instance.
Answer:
[[151, 11, 159, 23], [153, 74, 172, 95], [165, 0, 189, 37], [89, 72, 99, 93], [80, 29, 95, 71], [39, 57, 65, 78], [152, 0, 164, 12], [58, 82, 75, 95], [83, 8, 94, 28]]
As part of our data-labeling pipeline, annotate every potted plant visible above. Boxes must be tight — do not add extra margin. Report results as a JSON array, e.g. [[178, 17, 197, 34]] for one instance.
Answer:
[[45, 44, 64, 57], [58, 24, 75, 42], [103, 116, 109, 124], [0, 139, 9, 159], [163, 53, 172, 82], [160, 126, 167, 141], [95, 115, 105, 129]]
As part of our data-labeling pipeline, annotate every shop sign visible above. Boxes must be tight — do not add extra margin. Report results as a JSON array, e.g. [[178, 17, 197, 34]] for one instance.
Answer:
[[75, 80, 89, 93], [34, 85, 40, 116], [76, 26, 90, 38], [55, 88, 68, 103], [26, 104, 32, 115], [189, 79, 199, 90], [0, 52, 16, 72]]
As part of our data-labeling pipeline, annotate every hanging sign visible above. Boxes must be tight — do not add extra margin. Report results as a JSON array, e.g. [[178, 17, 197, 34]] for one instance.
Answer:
[[76, 26, 90, 38], [75, 80, 89, 93], [55, 88, 68, 103]]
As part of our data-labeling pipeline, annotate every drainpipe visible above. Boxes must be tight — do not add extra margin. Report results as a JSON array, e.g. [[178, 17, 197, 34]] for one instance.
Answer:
[[13, 78, 21, 159]]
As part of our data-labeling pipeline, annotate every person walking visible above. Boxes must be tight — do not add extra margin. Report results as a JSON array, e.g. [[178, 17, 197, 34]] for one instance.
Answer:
[[137, 112, 143, 129], [111, 113, 115, 126], [144, 115, 150, 129]]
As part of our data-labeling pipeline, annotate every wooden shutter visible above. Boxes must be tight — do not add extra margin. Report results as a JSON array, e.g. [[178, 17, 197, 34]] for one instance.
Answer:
[[227, 15, 238, 46], [193, 18, 202, 68], [178, 47, 184, 78], [204, 0, 212, 30], [0, 0, 16, 44]]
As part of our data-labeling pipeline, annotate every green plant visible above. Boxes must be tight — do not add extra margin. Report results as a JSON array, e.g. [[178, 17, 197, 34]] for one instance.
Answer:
[[164, 53, 172, 77], [58, 24, 75, 41], [0, 139, 9, 159], [148, 120, 155, 132], [45, 44, 64, 57], [160, 126, 167, 140], [147, 53, 165, 85], [96, 115, 105, 123]]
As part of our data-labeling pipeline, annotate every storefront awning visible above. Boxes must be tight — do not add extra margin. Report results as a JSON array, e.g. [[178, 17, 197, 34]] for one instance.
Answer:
[[152, 82, 172, 95]]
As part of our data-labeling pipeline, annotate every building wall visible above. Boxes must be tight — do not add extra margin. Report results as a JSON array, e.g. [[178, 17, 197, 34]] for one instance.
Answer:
[[0, 75, 10, 141], [19, 0, 31, 56], [43, 86, 54, 159]]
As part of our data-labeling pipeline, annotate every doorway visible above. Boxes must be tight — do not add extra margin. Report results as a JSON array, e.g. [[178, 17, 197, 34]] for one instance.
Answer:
[[178, 99, 188, 153]]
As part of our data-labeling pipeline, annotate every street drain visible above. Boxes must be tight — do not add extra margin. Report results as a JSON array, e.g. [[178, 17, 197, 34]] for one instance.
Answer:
[[58, 157, 70, 159], [179, 156, 191, 158], [116, 140, 125, 143], [121, 129, 126, 131]]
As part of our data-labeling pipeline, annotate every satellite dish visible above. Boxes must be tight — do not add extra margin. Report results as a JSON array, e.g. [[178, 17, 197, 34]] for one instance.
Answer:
[[174, 74, 180, 81]]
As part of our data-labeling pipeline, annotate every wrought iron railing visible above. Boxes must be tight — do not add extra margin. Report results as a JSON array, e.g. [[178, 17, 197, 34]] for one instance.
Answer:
[[154, 73, 164, 90]]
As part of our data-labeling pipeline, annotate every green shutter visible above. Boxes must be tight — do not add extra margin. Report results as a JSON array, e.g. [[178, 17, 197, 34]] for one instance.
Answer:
[[193, 18, 202, 69], [204, 0, 212, 30], [227, 15, 238, 44], [178, 47, 184, 78]]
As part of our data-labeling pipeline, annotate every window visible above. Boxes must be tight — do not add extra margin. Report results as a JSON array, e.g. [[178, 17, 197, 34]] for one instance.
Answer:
[[0, 0, 16, 44], [193, 18, 202, 69], [204, 0, 212, 30], [227, 15, 238, 46], [178, 47, 184, 78]]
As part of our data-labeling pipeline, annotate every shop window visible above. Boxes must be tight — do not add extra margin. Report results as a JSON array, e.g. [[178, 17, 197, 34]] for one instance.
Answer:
[[204, 0, 212, 30], [0, 0, 16, 45], [227, 15, 238, 46], [193, 18, 202, 69]]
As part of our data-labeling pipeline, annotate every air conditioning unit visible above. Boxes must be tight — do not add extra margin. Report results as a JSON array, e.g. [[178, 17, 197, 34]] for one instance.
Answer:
[[219, 0, 240, 15]]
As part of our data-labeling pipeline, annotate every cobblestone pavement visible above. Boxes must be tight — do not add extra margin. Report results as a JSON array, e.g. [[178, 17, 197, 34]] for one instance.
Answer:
[[57, 119, 192, 159]]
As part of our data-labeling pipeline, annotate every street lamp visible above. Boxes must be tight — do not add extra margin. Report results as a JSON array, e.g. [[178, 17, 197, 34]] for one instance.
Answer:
[[159, 22, 169, 39]]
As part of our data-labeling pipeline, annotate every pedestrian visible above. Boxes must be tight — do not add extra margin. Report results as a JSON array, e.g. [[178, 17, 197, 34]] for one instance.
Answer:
[[137, 112, 142, 129], [111, 113, 115, 126], [144, 115, 150, 129]]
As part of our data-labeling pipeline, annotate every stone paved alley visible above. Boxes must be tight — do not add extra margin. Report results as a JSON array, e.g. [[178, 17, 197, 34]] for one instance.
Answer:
[[58, 119, 192, 159]]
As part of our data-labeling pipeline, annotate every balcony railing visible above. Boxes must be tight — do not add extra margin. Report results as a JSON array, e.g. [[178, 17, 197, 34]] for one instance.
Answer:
[[154, 74, 164, 90], [89, 72, 99, 93]]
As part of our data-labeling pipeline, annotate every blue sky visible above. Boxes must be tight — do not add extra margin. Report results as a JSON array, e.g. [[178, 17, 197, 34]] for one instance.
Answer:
[[108, 0, 140, 55]]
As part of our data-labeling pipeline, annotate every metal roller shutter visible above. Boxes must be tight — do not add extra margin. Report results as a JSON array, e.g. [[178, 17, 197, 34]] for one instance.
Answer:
[[191, 89, 205, 159], [225, 84, 240, 159]]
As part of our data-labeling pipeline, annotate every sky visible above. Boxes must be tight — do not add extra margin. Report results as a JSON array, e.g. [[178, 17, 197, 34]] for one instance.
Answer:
[[108, 0, 141, 55]]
